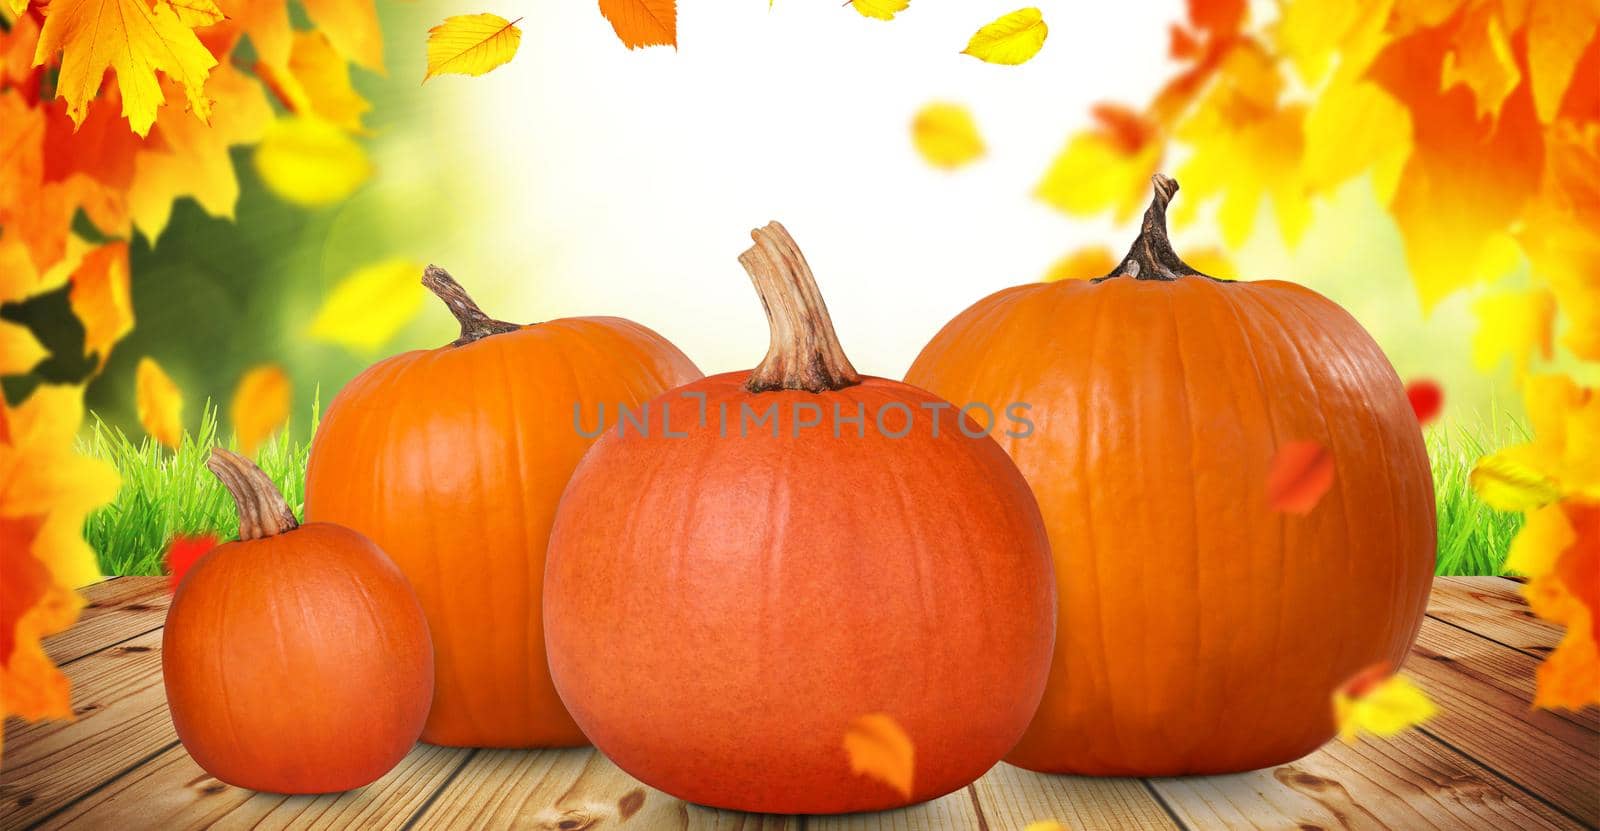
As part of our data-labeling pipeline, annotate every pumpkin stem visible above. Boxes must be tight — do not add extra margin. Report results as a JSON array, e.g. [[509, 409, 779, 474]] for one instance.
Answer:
[[422, 265, 523, 347], [1101, 174, 1213, 282], [740, 222, 862, 393], [207, 449, 299, 541]]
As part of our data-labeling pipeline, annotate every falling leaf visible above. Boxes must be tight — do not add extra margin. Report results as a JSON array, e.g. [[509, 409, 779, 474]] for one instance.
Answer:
[[843, 713, 914, 799], [425, 14, 523, 81], [962, 7, 1047, 65], [1333, 662, 1436, 742], [230, 364, 291, 456], [1266, 440, 1335, 514], [136, 356, 184, 449], [0, 516, 50, 665], [598, 0, 676, 50], [1044, 246, 1116, 282], [65, 242, 132, 368], [1405, 379, 1444, 426], [851, 0, 909, 21], [252, 116, 372, 207], [1470, 449, 1563, 512], [307, 259, 426, 353], [911, 103, 984, 170], [258, 30, 372, 133], [32, 0, 218, 136], [163, 534, 219, 593]]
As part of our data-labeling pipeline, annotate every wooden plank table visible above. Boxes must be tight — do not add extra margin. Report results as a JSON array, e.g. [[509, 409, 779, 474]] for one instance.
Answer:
[[3, 577, 1595, 830]]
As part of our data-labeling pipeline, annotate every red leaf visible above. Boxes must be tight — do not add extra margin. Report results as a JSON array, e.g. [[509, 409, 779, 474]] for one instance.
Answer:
[[1337, 660, 1395, 699], [1405, 379, 1444, 426], [164, 534, 219, 593], [1267, 440, 1335, 514]]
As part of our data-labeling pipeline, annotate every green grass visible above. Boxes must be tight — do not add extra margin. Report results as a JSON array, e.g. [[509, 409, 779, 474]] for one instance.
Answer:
[[79, 406, 1525, 577]]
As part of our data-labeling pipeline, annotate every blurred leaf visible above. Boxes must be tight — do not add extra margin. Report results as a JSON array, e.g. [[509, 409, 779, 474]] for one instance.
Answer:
[[1181, 245, 1234, 280], [1333, 662, 1436, 742], [230, 364, 291, 456], [0, 321, 46, 375], [1043, 246, 1115, 282], [1471, 288, 1556, 374], [252, 116, 372, 207], [1525, 0, 1600, 123], [1405, 379, 1445, 426], [424, 14, 524, 81], [1471, 449, 1562, 511], [962, 7, 1047, 65], [300, 0, 384, 73], [1440, 1, 1521, 120], [163, 533, 218, 593], [851, 0, 909, 21], [1036, 105, 1162, 221], [843, 713, 914, 800], [258, 30, 372, 133], [598, 0, 675, 50], [1266, 440, 1334, 514], [911, 103, 984, 170], [135, 356, 184, 450], [307, 258, 426, 353], [65, 242, 132, 370]]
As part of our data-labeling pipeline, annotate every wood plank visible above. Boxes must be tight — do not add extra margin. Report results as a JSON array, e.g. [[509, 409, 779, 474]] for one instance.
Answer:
[[807, 788, 982, 831], [1152, 728, 1581, 831], [1405, 618, 1600, 826], [33, 741, 470, 831], [0, 630, 173, 829], [49, 578, 171, 665], [1427, 577, 1563, 655], [971, 764, 1180, 830], [412, 747, 797, 829], [1415, 618, 1599, 734]]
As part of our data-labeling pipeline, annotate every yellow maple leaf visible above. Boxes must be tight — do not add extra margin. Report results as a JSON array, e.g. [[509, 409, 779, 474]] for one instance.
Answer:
[[1440, 1, 1521, 121], [258, 30, 372, 133], [32, 0, 217, 136], [911, 102, 984, 170], [230, 364, 291, 456], [424, 14, 523, 81], [851, 0, 909, 21], [1036, 105, 1163, 221], [1300, 80, 1411, 202], [307, 259, 426, 353], [253, 116, 372, 207], [843, 713, 914, 800], [1333, 663, 1436, 742], [167, 0, 223, 28], [1043, 246, 1116, 282], [1525, 0, 1600, 123], [962, 8, 1047, 65], [65, 242, 132, 368], [1470, 288, 1556, 374], [598, 0, 675, 50], [301, 0, 383, 73], [1508, 502, 1600, 710], [136, 356, 184, 449]]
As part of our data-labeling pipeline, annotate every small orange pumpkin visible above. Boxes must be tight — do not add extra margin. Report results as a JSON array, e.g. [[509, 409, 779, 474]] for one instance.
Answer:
[[906, 176, 1436, 775], [305, 267, 702, 747], [163, 450, 433, 793]]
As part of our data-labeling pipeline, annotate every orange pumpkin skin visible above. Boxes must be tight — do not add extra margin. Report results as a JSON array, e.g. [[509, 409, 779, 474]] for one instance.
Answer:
[[544, 372, 1057, 813], [163, 523, 433, 793], [306, 314, 701, 747], [905, 274, 1435, 775]]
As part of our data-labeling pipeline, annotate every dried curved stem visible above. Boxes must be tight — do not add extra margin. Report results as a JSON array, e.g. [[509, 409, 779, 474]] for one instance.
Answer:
[[423, 265, 523, 347], [207, 449, 299, 541], [740, 222, 861, 393], [1100, 174, 1214, 282]]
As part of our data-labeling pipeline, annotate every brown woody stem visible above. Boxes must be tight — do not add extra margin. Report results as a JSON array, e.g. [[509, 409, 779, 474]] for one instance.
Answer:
[[740, 222, 862, 393], [1100, 175, 1213, 282], [423, 265, 523, 347], [207, 449, 298, 541]]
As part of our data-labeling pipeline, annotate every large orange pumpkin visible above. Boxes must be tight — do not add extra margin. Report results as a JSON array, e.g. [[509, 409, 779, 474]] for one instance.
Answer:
[[544, 222, 1056, 814], [305, 267, 701, 747], [905, 176, 1436, 775], [164, 450, 433, 793]]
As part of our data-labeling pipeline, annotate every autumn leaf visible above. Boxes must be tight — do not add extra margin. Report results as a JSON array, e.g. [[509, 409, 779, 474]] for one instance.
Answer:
[[32, 0, 218, 136], [962, 8, 1047, 65], [1181, 245, 1235, 280], [253, 116, 372, 207], [1405, 379, 1444, 426], [1024, 823, 1069, 831], [163, 534, 218, 593], [0, 321, 46, 375], [1036, 105, 1163, 221], [136, 356, 184, 449], [229, 364, 291, 456], [1044, 246, 1115, 282], [598, 0, 675, 50], [1471, 288, 1556, 373], [307, 259, 426, 353], [843, 713, 914, 800], [424, 14, 523, 81], [167, 0, 224, 28], [1333, 662, 1436, 742], [1471, 450, 1563, 512], [300, 0, 384, 73], [1440, 1, 1521, 121], [258, 31, 372, 133], [1525, 1, 1600, 123], [911, 103, 984, 170], [65, 242, 132, 368], [1266, 440, 1335, 514], [851, 0, 909, 21]]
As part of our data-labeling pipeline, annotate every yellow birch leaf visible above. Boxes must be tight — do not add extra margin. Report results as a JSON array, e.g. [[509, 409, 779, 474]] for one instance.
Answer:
[[0, 321, 45, 375], [1470, 449, 1563, 512], [230, 364, 292, 456], [253, 116, 372, 207], [842, 713, 914, 800], [1525, 0, 1600, 123], [961, 8, 1047, 66], [66, 242, 132, 369], [598, 0, 676, 50], [1044, 246, 1116, 282], [167, 0, 223, 28], [911, 103, 984, 170], [257, 31, 371, 133], [425, 14, 523, 81], [136, 356, 184, 449], [852, 0, 909, 21], [32, 0, 217, 137], [307, 259, 426, 353], [1333, 667, 1436, 742]]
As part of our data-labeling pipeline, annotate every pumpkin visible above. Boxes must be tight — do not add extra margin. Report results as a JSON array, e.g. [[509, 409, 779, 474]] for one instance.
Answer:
[[544, 222, 1056, 813], [305, 266, 701, 747], [905, 176, 1436, 775], [163, 450, 433, 793]]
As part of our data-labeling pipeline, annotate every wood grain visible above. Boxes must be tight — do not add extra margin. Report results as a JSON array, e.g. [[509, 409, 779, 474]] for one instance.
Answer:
[[1425, 577, 1563, 655], [47, 578, 171, 665], [971, 764, 1180, 830]]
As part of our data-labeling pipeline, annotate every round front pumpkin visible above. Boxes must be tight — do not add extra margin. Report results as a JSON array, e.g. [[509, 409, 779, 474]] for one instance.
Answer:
[[905, 176, 1436, 775], [544, 223, 1056, 814], [305, 267, 702, 747], [164, 450, 433, 793]]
